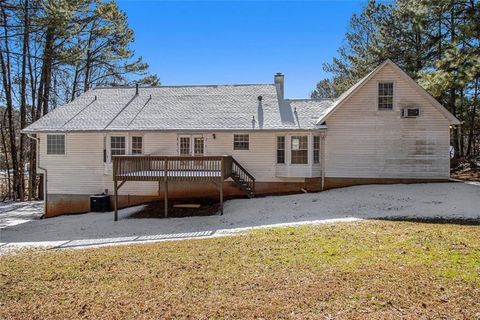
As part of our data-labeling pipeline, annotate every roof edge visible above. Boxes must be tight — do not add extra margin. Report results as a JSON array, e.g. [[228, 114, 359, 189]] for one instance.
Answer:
[[92, 83, 275, 90], [21, 127, 329, 134]]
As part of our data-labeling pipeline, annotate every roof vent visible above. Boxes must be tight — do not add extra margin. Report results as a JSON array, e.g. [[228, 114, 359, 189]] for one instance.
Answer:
[[257, 95, 263, 101], [135, 83, 139, 95]]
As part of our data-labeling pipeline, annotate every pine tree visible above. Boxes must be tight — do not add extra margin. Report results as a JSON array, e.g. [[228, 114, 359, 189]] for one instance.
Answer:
[[311, 79, 337, 99]]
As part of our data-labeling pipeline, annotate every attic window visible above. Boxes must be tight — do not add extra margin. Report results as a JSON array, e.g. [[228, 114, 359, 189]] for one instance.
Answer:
[[378, 82, 394, 110]]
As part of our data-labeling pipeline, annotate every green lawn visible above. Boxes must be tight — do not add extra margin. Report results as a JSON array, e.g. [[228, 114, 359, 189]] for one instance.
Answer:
[[1, 221, 479, 319]]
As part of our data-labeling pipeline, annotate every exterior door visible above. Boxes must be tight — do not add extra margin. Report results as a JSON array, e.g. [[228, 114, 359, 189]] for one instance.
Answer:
[[179, 136, 191, 156], [178, 135, 204, 156], [193, 137, 204, 156]]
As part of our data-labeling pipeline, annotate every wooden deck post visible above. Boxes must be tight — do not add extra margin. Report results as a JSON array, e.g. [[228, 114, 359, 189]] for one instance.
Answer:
[[220, 157, 224, 215], [164, 159, 168, 218], [114, 179, 118, 221]]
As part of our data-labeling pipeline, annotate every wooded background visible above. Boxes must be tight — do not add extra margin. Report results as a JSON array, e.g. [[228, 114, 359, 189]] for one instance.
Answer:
[[0, 0, 159, 201], [312, 0, 479, 161]]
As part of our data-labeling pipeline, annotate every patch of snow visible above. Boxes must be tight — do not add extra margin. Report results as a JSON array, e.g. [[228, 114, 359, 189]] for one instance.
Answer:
[[0, 201, 43, 229], [0, 182, 478, 252]]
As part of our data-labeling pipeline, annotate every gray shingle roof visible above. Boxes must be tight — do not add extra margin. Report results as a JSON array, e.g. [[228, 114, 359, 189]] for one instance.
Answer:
[[24, 84, 332, 132]]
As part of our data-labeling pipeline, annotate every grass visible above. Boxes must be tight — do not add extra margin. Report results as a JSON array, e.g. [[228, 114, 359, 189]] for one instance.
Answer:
[[1, 221, 479, 319]]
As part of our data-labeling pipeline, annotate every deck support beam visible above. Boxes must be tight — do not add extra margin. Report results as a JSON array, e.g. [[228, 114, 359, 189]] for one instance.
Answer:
[[114, 179, 118, 221], [113, 180, 126, 221], [220, 157, 224, 215], [164, 159, 168, 218], [164, 179, 168, 218]]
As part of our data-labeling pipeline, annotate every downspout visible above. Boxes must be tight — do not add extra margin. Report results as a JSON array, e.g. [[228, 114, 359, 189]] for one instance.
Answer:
[[320, 131, 326, 191], [26, 133, 47, 217]]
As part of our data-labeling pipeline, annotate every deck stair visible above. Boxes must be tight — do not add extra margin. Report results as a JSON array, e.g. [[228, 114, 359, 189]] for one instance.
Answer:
[[230, 157, 255, 198]]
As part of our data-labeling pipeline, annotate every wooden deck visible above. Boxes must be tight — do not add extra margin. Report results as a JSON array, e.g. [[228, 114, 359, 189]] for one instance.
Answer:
[[112, 155, 254, 221]]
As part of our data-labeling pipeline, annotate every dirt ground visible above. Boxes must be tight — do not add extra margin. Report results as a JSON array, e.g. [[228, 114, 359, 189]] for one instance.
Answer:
[[129, 198, 220, 218]]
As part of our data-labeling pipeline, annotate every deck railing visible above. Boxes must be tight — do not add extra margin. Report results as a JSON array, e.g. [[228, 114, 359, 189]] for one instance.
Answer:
[[113, 155, 230, 182]]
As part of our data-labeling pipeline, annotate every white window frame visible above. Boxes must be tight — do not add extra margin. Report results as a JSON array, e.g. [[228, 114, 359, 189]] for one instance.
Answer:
[[109, 135, 127, 162], [276, 135, 286, 164], [46, 134, 66, 155], [233, 134, 249, 151], [290, 135, 309, 165], [377, 81, 395, 111]]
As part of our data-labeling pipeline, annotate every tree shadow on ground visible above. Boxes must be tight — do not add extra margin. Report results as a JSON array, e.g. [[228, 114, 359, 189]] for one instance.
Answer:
[[372, 216, 480, 226]]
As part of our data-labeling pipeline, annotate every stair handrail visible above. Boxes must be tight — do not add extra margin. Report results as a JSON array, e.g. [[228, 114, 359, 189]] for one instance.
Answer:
[[230, 157, 255, 182], [230, 157, 255, 196]]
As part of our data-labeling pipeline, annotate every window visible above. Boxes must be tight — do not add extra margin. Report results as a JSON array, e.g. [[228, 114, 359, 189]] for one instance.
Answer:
[[179, 137, 190, 156], [313, 136, 320, 164], [378, 82, 394, 110], [110, 136, 126, 156], [46, 135, 65, 155], [291, 136, 308, 164], [131, 136, 143, 155], [233, 134, 249, 150], [277, 136, 285, 164]]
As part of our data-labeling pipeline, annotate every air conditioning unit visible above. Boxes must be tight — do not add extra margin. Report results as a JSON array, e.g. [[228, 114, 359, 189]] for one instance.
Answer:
[[401, 107, 420, 118]]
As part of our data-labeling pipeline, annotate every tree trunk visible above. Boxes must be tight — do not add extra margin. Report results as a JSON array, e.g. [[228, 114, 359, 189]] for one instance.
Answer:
[[71, 63, 80, 101], [0, 4, 19, 200], [83, 27, 94, 92], [18, 0, 30, 201], [37, 25, 55, 117], [1, 111, 12, 200], [449, 4, 460, 157], [466, 78, 479, 156], [28, 31, 37, 200]]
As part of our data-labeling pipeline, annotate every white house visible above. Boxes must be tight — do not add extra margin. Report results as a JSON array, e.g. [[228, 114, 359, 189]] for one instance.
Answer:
[[23, 60, 460, 217]]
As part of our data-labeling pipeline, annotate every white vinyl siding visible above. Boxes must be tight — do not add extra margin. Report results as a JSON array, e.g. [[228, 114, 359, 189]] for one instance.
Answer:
[[325, 63, 450, 179], [40, 133, 104, 194]]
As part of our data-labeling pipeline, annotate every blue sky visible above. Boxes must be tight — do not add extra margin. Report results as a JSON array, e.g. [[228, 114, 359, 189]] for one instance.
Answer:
[[118, 1, 364, 98]]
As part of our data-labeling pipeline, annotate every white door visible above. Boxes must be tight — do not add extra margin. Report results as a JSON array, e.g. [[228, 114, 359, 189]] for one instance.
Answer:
[[179, 136, 191, 156], [193, 137, 204, 156], [178, 135, 204, 156]]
